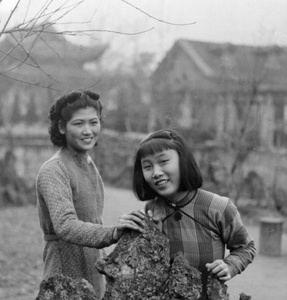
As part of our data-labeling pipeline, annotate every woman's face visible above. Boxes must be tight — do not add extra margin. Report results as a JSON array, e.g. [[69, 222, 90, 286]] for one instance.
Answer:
[[59, 106, 101, 155], [141, 149, 184, 202]]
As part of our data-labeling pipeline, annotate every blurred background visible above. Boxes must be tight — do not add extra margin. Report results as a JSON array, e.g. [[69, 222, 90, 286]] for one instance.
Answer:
[[0, 1, 287, 299]]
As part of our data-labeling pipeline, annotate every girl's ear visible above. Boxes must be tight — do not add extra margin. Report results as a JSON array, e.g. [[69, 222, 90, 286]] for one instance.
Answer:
[[58, 120, 66, 135]]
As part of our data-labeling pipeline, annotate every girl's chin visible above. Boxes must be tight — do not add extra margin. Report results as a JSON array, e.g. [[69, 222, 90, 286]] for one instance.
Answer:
[[158, 190, 177, 200]]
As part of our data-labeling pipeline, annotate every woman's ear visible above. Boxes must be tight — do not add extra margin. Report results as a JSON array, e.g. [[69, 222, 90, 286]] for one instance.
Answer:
[[58, 120, 66, 135]]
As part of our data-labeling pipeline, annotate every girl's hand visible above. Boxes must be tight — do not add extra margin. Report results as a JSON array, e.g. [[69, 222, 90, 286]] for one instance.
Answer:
[[205, 260, 232, 281], [113, 210, 146, 241]]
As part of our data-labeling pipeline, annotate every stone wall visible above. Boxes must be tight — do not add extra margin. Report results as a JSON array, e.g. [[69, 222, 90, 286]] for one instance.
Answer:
[[0, 129, 287, 209]]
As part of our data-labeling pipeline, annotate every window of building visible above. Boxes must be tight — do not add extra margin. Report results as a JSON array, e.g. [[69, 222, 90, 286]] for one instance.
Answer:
[[273, 99, 287, 148]]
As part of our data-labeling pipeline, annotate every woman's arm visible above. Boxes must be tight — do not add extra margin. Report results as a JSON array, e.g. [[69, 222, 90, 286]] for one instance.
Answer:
[[37, 161, 144, 248]]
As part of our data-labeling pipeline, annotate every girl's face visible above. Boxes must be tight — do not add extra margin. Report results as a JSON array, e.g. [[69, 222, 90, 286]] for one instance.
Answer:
[[141, 149, 184, 202], [59, 106, 101, 155]]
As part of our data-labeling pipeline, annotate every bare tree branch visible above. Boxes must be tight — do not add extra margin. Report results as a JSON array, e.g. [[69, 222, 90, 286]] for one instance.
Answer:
[[0, 0, 22, 39], [0, 71, 60, 91], [2, 0, 85, 35], [0, 0, 194, 91], [10, 26, 155, 37], [120, 0, 196, 26], [0, 0, 91, 89], [9, 31, 59, 83]]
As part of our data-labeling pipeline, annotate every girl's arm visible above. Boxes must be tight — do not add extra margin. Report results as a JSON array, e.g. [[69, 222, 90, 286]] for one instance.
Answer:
[[220, 201, 256, 278]]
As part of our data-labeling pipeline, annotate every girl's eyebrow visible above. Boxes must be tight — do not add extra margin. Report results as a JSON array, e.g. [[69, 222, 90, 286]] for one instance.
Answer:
[[142, 152, 168, 162], [141, 158, 151, 163], [155, 152, 168, 158]]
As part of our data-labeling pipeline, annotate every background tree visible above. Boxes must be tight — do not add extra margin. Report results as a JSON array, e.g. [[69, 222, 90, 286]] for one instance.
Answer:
[[223, 48, 271, 205]]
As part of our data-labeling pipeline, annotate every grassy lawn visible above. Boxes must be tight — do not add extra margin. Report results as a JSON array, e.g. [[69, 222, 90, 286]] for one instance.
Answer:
[[0, 186, 144, 300]]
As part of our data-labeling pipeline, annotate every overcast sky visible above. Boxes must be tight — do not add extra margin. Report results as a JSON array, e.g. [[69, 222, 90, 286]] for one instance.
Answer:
[[1, 0, 287, 62]]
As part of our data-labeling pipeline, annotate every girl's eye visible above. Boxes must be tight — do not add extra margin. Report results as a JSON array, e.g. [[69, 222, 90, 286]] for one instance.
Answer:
[[74, 122, 82, 127], [143, 165, 151, 170], [160, 159, 168, 164], [91, 120, 99, 125]]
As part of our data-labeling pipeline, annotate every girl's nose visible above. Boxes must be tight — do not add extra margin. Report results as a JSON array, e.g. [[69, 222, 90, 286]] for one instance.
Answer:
[[152, 165, 163, 178]]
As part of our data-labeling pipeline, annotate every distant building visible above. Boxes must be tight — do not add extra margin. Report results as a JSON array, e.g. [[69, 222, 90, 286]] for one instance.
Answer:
[[151, 39, 287, 150], [0, 26, 108, 126]]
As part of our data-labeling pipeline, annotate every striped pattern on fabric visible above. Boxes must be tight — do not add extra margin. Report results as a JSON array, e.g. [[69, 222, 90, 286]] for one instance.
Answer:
[[146, 189, 256, 278]]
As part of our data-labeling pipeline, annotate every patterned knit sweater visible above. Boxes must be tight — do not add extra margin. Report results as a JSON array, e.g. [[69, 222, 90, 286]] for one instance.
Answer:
[[36, 147, 115, 300]]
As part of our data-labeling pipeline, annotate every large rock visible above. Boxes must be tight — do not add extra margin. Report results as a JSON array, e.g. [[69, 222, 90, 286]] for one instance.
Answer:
[[207, 273, 229, 300], [35, 274, 97, 300], [96, 215, 171, 299], [96, 216, 202, 300], [156, 251, 202, 300], [35, 216, 243, 299]]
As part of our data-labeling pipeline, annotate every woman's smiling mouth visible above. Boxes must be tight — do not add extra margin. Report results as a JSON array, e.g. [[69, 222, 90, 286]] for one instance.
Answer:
[[82, 137, 93, 143]]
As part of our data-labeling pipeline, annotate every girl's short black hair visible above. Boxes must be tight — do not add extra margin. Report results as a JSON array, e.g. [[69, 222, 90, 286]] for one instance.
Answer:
[[132, 129, 203, 201], [49, 90, 103, 147]]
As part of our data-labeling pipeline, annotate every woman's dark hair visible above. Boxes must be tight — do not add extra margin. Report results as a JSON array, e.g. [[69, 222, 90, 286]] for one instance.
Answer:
[[132, 129, 203, 201], [49, 90, 103, 147]]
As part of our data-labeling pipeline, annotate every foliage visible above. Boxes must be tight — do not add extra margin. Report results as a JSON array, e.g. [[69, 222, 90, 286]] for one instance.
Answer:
[[0, 149, 35, 207], [26, 95, 39, 124], [99, 52, 155, 133]]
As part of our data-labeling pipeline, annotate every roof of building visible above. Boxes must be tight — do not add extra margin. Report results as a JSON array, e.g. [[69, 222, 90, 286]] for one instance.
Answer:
[[154, 39, 287, 92], [0, 26, 108, 91]]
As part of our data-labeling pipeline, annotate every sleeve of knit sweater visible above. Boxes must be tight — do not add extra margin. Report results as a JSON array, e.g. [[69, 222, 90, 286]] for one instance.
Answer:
[[221, 200, 257, 278], [37, 160, 116, 249]]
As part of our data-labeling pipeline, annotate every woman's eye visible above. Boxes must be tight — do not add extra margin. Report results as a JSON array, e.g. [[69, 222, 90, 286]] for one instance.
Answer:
[[74, 122, 82, 127], [91, 121, 99, 126]]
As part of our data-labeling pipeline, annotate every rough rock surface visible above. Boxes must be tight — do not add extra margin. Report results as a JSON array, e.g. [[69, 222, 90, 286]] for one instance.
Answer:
[[35, 274, 97, 300], [207, 273, 229, 300], [35, 216, 249, 300], [239, 293, 252, 300], [156, 251, 202, 300], [96, 216, 203, 300], [96, 215, 171, 299]]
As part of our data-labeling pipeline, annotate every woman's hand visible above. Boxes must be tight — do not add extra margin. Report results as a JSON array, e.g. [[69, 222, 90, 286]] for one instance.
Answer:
[[205, 260, 232, 281], [112, 210, 146, 242]]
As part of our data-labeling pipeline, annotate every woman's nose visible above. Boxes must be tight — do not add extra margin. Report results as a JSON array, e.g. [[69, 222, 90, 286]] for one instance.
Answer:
[[83, 125, 92, 134]]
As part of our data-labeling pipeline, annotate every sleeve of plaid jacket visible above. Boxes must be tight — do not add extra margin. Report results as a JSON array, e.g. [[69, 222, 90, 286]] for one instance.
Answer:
[[221, 200, 256, 277]]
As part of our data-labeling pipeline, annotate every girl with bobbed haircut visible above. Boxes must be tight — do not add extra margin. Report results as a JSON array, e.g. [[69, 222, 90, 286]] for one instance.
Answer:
[[49, 90, 103, 147], [133, 129, 203, 201], [131, 128, 256, 299]]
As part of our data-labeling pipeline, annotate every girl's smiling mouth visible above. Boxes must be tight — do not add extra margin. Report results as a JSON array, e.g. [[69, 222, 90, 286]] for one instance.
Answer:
[[155, 179, 169, 186]]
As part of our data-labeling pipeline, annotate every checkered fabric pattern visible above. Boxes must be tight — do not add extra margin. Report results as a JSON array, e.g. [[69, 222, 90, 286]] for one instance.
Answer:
[[146, 189, 256, 297]]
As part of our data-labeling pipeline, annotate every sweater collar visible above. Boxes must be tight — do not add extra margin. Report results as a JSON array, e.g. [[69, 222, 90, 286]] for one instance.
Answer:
[[61, 147, 92, 168]]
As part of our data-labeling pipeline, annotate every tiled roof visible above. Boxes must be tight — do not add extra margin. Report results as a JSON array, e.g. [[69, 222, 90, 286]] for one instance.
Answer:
[[0, 26, 108, 90], [160, 39, 287, 91], [0, 26, 108, 65]]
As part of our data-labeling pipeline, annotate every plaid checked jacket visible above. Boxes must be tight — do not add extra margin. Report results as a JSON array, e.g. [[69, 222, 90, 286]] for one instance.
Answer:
[[146, 189, 256, 286]]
